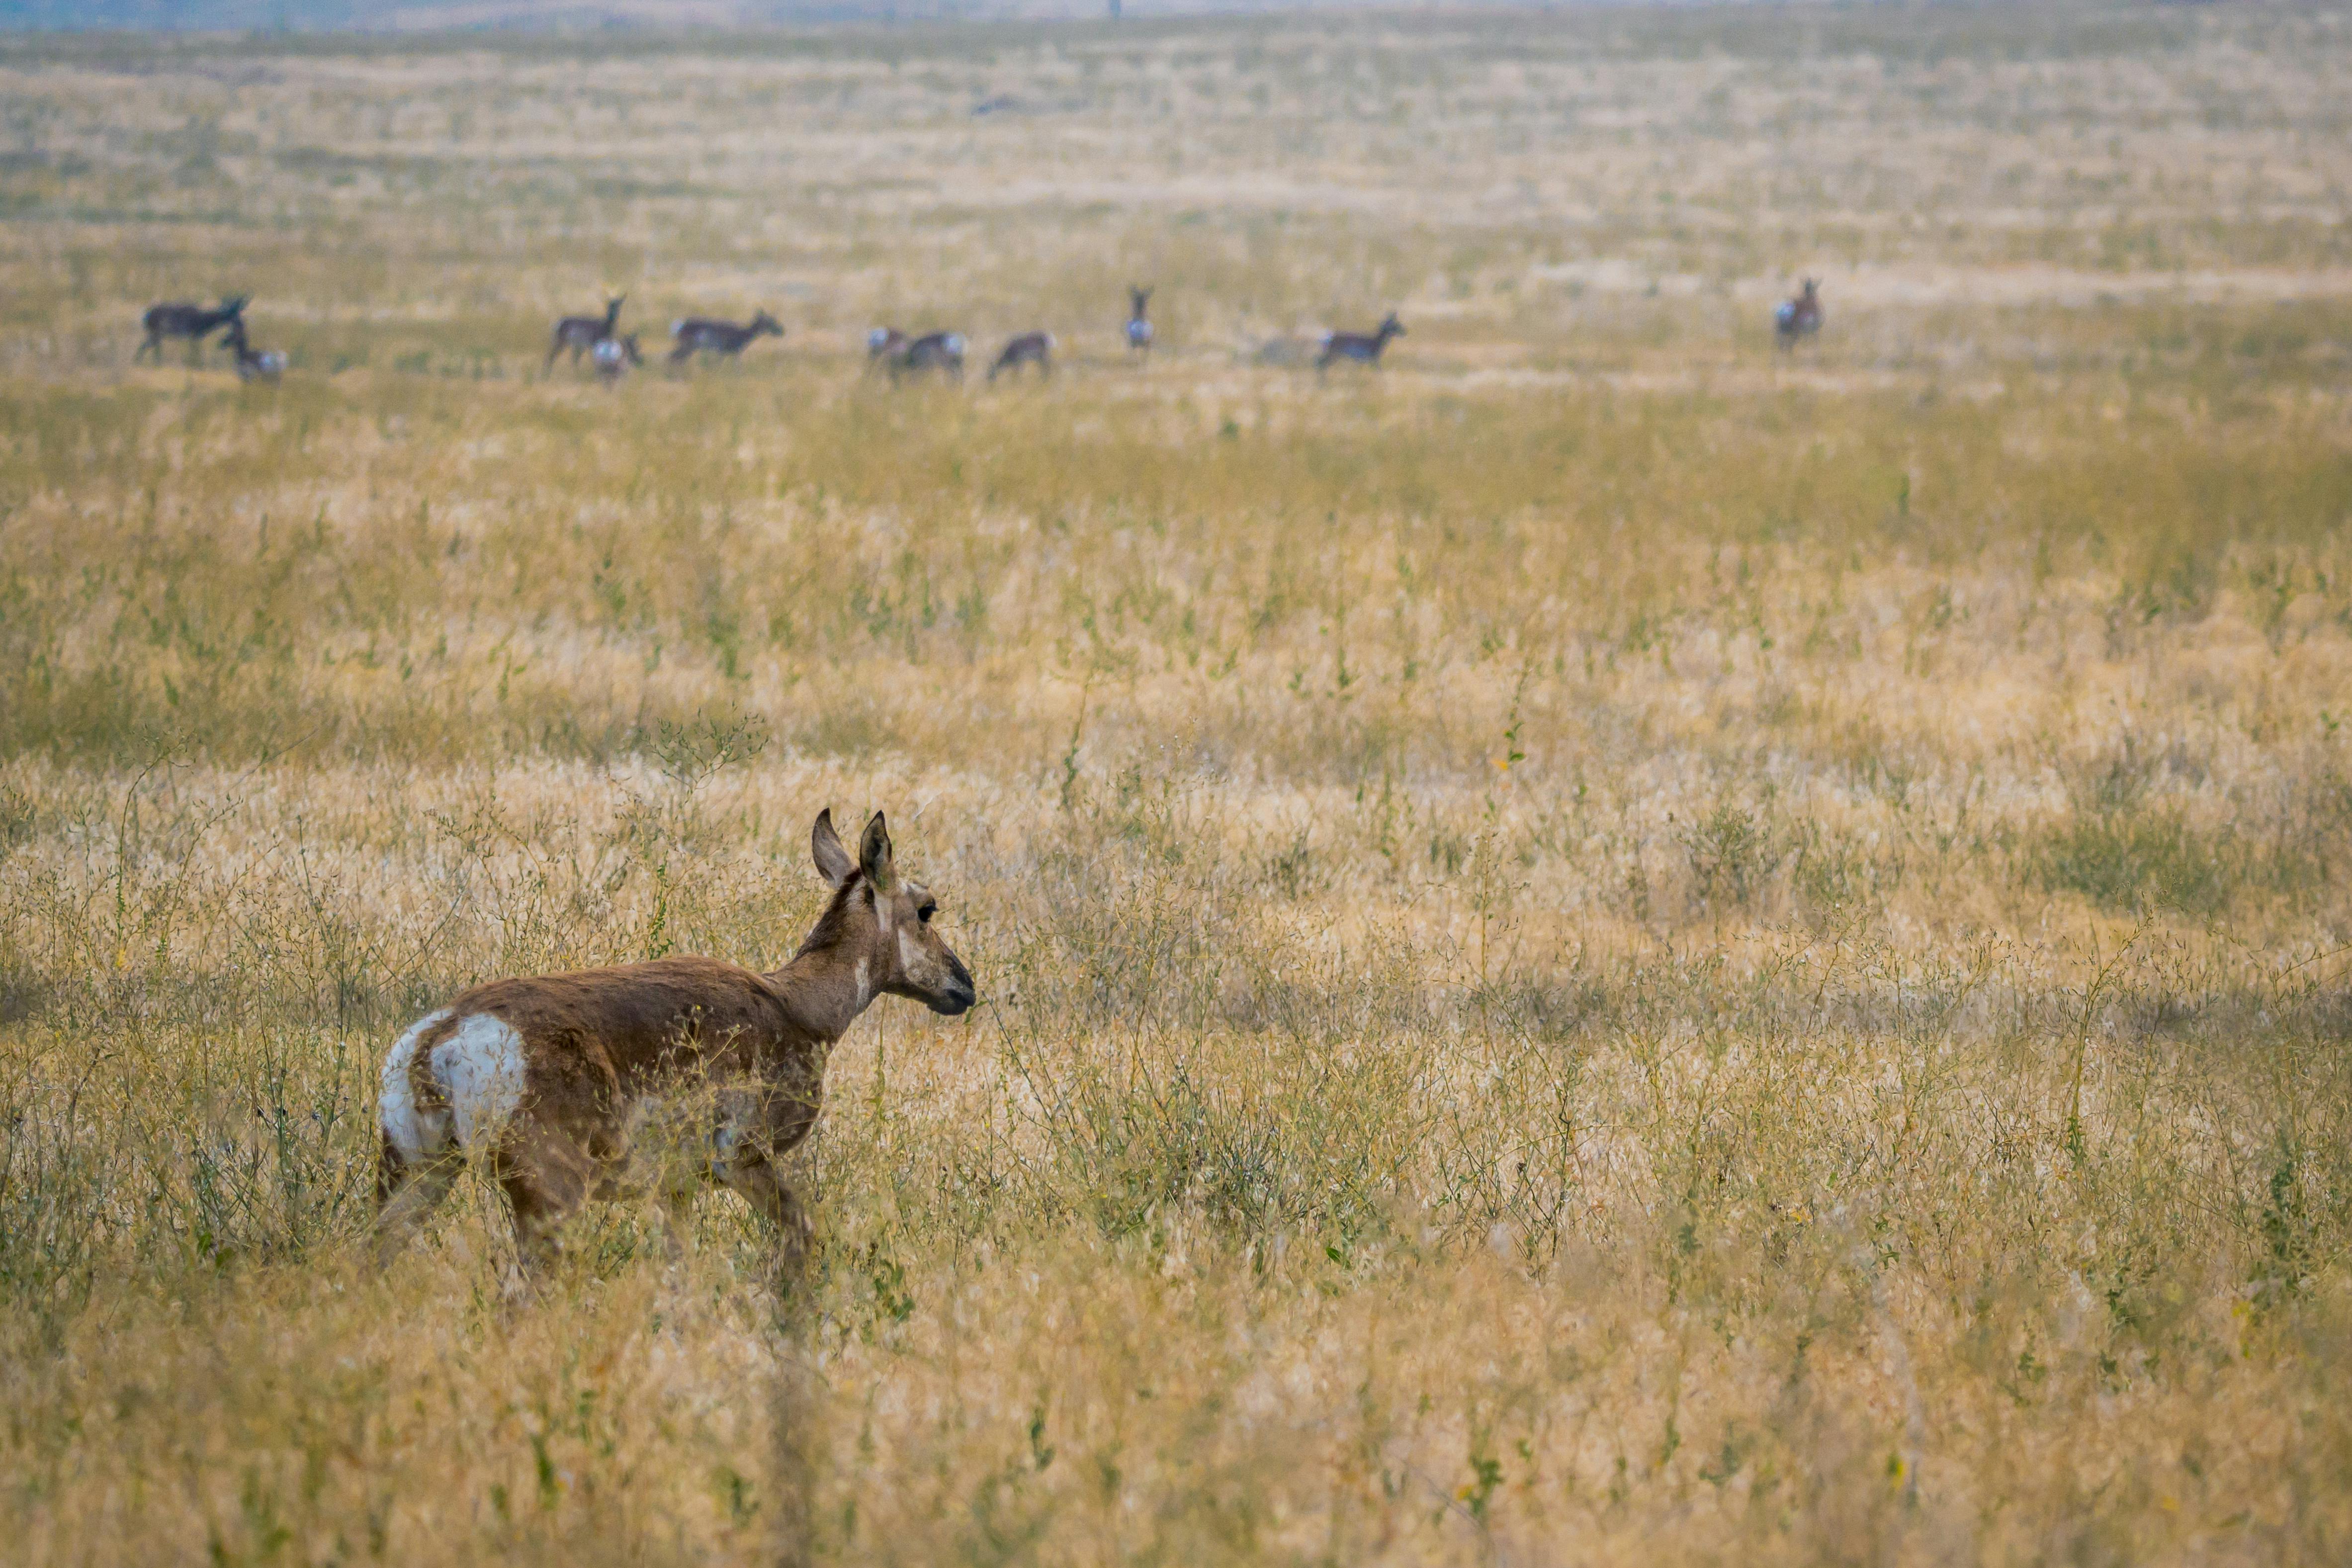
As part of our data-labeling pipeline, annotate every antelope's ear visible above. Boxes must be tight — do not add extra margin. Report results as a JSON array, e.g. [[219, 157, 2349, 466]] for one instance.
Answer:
[[811, 809, 855, 888], [859, 811, 896, 892]]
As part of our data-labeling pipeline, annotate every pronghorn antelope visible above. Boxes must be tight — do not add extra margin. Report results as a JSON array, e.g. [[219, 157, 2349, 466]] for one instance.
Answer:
[[890, 331, 966, 382], [1318, 312, 1404, 372], [1774, 279, 1822, 349], [593, 333, 643, 383], [986, 331, 1054, 381], [1125, 285, 1154, 357], [223, 320, 285, 383], [136, 295, 246, 363], [866, 326, 909, 369], [373, 810, 975, 1285], [546, 295, 625, 370], [670, 310, 783, 365]]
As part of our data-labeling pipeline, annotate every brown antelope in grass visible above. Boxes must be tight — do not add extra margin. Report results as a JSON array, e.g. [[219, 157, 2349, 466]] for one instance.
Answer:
[[137, 295, 246, 363], [593, 333, 642, 383], [986, 331, 1054, 381], [546, 295, 625, 370], [1774, 278, 1822, 349], [222, 320, 285, 383], [1125, 285, 1154, 357], [1317, 312, 1403, 373], [890, 331, 966, 382], [670, 310, 783, 365], [374, 810, 974, 1288]]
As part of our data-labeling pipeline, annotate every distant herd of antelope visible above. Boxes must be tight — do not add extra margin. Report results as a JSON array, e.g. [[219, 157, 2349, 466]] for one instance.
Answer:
[[123, 274, 1837, 1295], [123, 281, 1820, 1293], [133, 277, 1830, 390]]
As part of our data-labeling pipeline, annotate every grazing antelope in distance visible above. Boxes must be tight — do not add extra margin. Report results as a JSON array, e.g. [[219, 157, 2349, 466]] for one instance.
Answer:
[[670, 310, 783, 365], [373, 809, 975, 1287], [986, 331, 1054, 381], [222, 320, 285, 383], [1125, 285, 1154, 357], [890, 331, 966, 382], [1775, 278, 1823, 349], [546, 295, 625, 370], [136, 295, 246, 363], [1317, 312, 1404, 372], [866, 327, 909, 370], [593, 333, 642, 383]]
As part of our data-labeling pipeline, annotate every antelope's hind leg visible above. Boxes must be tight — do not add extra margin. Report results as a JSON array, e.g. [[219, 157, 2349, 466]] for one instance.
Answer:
[[489, 1127, 599, 1296], [591, 1097, 701, 1263], [372, 1133, 460, 1271]]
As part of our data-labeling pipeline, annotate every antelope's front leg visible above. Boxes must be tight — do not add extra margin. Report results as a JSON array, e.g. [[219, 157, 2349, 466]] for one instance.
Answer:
[[709, 1089, 818, 1275], [715, 1155, 814, 1271]]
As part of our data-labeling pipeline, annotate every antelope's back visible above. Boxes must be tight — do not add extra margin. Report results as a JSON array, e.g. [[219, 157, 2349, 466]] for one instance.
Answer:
[[442, 956, 795, 1091]]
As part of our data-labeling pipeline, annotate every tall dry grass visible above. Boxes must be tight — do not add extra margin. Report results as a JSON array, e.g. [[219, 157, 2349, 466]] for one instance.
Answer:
[[3, 5, 2352, 1564]]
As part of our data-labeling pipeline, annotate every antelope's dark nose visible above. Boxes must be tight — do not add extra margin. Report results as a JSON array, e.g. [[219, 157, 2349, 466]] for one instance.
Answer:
[[932, 953, 977, 1016]]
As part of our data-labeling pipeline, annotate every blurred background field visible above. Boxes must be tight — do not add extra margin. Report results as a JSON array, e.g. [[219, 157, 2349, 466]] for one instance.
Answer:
[[3, 4, 2352, 1564]]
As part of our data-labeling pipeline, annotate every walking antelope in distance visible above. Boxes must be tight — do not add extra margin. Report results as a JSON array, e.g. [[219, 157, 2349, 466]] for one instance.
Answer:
[[987, 331, 1054, 381], [1125, 285, 1154, 357], [223, 320, 285, 383], [670, 310, 783, 365], [546, 295, 625, 370], [1317, 312, 1404, 372], [593, 333, 643, 383], [1775, 279, 1822, 349], [136, 295, 246, 363], [373, 809, 975, 1285], [889, 331, 966, 382]]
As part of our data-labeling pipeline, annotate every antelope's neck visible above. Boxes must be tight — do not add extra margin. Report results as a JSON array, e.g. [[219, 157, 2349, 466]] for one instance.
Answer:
[[764, 943, 876, 1045]]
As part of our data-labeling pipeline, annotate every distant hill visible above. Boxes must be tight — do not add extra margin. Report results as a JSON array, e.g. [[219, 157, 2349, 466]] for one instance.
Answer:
[[0, 0, 1442, 28]]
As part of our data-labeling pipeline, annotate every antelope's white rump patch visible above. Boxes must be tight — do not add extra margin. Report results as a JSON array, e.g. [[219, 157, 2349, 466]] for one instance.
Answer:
[[380, 1008, 452, 1162], [432, 1014, 528, 1148]]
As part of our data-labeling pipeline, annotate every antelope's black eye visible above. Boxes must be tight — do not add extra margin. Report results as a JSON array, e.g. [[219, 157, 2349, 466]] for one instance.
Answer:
[[918, 901, 937, 923]]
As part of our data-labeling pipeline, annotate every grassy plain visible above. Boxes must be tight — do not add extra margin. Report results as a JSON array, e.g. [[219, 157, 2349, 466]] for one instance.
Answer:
[[4, 4, 2352, 1563]]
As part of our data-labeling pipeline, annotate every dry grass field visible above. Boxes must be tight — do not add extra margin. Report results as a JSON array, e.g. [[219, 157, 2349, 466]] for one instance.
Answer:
[[4, 3, 2352, 1563]]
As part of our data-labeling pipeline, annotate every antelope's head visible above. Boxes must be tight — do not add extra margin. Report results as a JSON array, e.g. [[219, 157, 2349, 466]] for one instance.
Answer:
[[1130, 285, 1152, 315], [604, 295, 627, 325], [1801, 278, 1819, 300], [808, 808, 975, 1017], [221, 295, 250, 320], [1378, 311, 1405, 339], [751, 311, 784, 338]]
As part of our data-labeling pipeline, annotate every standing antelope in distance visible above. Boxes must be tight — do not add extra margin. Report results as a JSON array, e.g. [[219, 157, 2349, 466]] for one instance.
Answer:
[[1317, 312, 1404, 372], [1775, 278, 1822, 349], [136, 295, 246, 363], [1125, 285, 1154, 357], [890, 331, 966, 382], [866, 326, 909, 370], [373, 809, 975, 1287], [593, 333, 642, 383], [546, 295, 625, 370], [670, 310, 783, 365], [986, 331, 1054, 382], [222, 319, 285, 383]]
